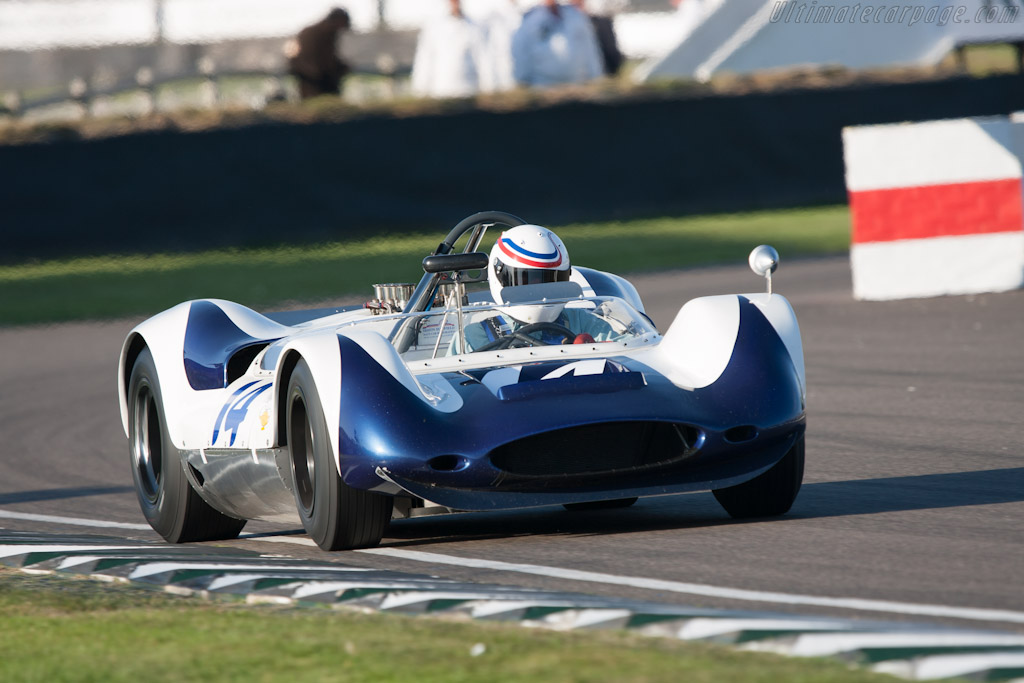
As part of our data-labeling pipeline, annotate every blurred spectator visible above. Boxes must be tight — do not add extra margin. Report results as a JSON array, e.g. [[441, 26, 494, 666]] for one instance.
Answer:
[[511, 1, 603, 87], [671, 0, 706, 45], [286, 7, 352, 100], [480, 0, 523, 93], [570, 0, 624, 76], [411, 0, 490, 99]]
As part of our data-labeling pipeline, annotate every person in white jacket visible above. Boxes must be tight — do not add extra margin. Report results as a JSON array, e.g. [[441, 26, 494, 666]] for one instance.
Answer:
[[479, 0, 522, 93], [511, 0, 603, 87], [411, 0, 490, 98]]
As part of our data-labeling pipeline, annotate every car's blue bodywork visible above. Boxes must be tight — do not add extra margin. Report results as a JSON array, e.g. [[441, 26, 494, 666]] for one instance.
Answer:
[[335, 296, 805, 510]]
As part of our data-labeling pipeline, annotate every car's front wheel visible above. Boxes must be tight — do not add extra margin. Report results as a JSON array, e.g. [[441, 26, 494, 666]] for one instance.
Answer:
[[128, 347, 246, 543], [712, 435, 804, 518], [286, 358, 391, 550]]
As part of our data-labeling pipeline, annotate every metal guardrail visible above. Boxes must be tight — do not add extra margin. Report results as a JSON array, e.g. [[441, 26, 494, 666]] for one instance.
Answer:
[[1, 59, 412, 119]]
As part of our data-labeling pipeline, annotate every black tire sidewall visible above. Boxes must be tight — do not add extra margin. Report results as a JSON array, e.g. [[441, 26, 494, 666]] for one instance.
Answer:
[[127, 347, 189, 541], [286, 358, 391, 550], [287, 359, 339, 547], [712, 434, 805, 518]]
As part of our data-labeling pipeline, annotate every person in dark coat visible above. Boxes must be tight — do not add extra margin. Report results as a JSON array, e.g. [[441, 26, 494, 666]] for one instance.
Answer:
[[288, 8, 352, 99], [570, 0, 624, 76]]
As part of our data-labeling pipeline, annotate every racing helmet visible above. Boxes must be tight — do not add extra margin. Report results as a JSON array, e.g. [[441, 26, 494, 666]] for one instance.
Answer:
[[488, 225, 571, 305]]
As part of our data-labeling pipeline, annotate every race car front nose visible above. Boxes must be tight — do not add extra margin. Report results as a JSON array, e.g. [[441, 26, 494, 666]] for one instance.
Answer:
[[487, 420, 704, 476], [375, 417, 803, 511]]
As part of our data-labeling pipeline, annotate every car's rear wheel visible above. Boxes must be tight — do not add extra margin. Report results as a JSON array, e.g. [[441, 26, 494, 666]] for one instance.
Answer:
[[712, 435, 805, 518], [563, 497, 638, 511], [128, 347, 246, 542], [287, 359, 391, 550]]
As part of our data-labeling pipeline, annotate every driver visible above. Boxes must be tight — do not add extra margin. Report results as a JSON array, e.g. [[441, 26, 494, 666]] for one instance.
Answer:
[[454, 224, 615, 353]]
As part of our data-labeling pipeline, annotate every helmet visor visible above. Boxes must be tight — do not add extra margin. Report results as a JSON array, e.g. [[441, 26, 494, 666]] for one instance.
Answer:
[[496, 264, 570, 288]]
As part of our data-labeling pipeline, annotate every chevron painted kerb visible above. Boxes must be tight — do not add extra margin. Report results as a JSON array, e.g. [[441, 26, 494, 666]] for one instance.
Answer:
[[3, 533, 1023, 682]]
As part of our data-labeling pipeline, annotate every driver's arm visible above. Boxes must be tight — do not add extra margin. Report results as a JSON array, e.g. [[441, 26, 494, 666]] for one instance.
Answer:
[[446, 314, 512, 354], [561, 309, 617, 341]]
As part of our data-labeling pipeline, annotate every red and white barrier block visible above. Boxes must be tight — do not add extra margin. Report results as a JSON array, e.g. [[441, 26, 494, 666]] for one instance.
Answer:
[[843, 117, 1024, 301]]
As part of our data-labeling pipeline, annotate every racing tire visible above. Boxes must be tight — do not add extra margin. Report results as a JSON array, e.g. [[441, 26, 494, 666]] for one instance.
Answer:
[[127, 347, 247, 543], [563, 498, 638, 511], [287, 359, 391, 551], [712, 435, 805, 518]]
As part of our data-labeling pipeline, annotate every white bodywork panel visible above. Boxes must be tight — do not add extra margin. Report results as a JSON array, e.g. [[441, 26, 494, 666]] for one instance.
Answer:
[[644, 294, 741, 390], [633, 292, 804, 394], [746, 293, 806, 395]]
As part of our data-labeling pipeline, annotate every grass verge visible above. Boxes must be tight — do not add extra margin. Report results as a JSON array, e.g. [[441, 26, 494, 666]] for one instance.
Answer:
[[0, 567, 897, 683], [0, 205, 850, 326]]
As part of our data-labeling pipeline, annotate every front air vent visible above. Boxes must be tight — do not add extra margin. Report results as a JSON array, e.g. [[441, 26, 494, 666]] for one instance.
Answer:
[[724, 425, 758, 443], [489, 422, 702, 477], [428, 455, 468, 472], [226, 343, 268, 384]]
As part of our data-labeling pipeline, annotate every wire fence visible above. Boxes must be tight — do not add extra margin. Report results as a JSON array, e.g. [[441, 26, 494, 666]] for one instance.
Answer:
[[1, 63, 413, 122]]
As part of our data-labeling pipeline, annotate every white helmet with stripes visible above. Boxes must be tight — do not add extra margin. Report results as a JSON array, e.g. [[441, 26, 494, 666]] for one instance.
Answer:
[[488, 224, 571, 306]]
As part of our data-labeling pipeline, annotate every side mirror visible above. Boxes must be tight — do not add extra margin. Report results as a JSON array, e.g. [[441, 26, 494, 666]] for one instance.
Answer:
[[422, 252, 489, 274], [748, 245, 779, 294]]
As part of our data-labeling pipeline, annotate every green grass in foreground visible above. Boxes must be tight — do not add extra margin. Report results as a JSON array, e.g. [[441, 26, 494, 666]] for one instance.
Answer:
[[0, 567, 897, 683], [0, 206, 850, 326]]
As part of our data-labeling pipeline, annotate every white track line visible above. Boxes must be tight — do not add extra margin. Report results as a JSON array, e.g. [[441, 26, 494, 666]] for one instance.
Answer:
[[244, 534, 317, 546], [0, 544, 144, 559], [357, 548, 1024, 626], [0, 509, 151, 531], [7, 508, 1024, 626]]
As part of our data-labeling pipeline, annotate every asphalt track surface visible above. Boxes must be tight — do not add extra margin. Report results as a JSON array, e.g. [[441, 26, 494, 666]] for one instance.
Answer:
[[2, 256, 1022, 632]]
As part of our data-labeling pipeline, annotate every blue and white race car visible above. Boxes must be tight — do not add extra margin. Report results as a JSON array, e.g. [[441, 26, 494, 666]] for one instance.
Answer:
[[118, 211, 806, 550]]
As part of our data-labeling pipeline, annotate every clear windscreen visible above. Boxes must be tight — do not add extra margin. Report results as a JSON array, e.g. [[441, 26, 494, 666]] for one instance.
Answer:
[[336, 297, 657, 361]]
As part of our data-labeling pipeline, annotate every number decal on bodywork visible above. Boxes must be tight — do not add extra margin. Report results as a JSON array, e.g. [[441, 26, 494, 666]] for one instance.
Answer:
[[211, 381, 272, 446]]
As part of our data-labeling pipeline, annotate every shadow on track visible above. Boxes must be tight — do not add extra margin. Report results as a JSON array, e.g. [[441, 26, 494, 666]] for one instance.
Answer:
[[378, 467, 1024, 548], [0, 486, 134, 506], [10, 468, 1014, 549], [793, 466, 1024, 518]]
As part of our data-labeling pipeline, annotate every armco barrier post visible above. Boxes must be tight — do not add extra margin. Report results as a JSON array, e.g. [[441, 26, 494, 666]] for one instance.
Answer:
[[843, 116, 1024, 301]]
